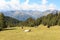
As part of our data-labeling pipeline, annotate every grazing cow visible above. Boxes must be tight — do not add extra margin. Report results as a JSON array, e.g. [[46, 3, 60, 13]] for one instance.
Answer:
[[24, 29, 31, 32], [47, 25, 51, 28]]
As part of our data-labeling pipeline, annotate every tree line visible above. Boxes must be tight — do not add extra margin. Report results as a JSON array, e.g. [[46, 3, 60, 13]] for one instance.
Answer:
[[0, 13, 21, 31], [19, 11, 60, 28]]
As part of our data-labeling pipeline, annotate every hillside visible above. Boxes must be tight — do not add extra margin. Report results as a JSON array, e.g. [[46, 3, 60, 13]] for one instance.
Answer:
[[19, 11, 60, 27], [4, 16, 21, 27], [2, 10, 59, 21], [0, 10, 60, 28]]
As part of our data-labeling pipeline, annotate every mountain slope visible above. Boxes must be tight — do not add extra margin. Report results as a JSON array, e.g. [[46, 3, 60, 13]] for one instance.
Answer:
[[2, 10, 60, 21], [2, 10, 42, 20], [5, 16, 21, 27]]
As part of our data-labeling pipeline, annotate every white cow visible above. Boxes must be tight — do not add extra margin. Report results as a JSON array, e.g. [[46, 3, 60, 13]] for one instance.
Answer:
[[24, 29, 31, 32]]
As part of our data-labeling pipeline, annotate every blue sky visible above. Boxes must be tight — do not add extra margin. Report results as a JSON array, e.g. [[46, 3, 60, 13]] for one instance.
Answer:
[[0, 0, 60, 11]]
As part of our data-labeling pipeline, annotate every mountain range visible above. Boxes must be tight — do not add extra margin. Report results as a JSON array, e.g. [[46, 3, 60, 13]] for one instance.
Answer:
[[1, 10, 60, 21]]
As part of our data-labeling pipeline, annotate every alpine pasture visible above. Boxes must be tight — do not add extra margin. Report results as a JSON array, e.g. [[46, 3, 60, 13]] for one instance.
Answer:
[[0, 25, 60, 40]]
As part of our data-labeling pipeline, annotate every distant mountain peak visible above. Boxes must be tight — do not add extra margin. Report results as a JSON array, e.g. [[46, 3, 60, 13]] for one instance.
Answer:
[[1, 10, 60, 21]]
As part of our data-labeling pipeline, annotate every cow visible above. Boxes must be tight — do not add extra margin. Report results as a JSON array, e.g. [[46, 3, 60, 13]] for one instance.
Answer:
[[24, 29, 31, 32]]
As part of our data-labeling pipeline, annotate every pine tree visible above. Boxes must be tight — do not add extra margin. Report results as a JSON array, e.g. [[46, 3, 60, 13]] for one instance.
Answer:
[[0, 13, 6, 31]]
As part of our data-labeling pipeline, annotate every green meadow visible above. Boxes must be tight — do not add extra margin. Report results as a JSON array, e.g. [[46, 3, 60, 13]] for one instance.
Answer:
[[0, 25, 60, 40]]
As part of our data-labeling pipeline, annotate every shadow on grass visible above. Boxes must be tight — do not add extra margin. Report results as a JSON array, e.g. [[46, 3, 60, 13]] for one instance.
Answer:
[[2, 28, 16, 31]]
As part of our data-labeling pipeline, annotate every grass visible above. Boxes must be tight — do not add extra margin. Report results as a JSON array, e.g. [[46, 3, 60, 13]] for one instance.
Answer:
[[0, 25, 60, 40]]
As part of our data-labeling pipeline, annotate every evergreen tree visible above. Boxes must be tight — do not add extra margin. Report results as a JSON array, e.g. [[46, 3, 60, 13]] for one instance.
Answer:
[[0, 13, 6, 30]]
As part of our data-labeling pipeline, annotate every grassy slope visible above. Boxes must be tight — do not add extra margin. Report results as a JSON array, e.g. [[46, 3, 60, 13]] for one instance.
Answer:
[[0, 25, 60, 40]]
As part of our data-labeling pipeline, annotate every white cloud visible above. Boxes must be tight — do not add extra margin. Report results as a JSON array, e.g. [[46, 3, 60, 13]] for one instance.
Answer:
[[48, 3, 56, 10], [0, 0, 21, 10], [24, 0, 29, 5], [0, 0, 7, 10], [42, 0, 48, 5], [7, 0, 21, 10], [0, 0, 57, 11]]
